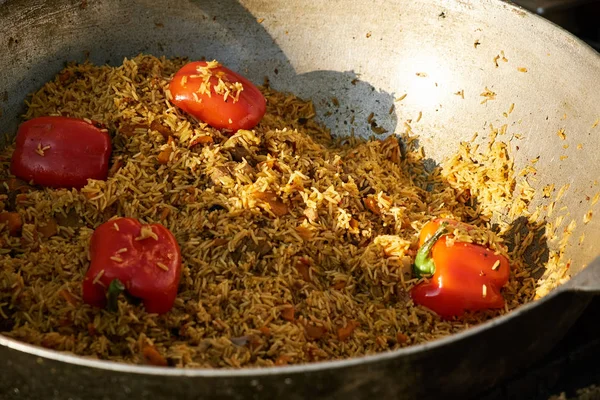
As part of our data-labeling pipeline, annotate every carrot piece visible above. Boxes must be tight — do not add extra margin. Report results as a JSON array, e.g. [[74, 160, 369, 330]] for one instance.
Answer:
[[259, 326, 271, 336], [15, 193, 29, 204], [157, 137, 174, 165], [294, 258, 312, 282], [332, 281, 347, 290], [7, 178, 26, 191], [59, 289, 78, 306], [150, 120, 172, 140], [108, 160, 123, 177], [253, 191, 289, 217], [212, 238, 229, 247], [190, 135, 214, 147], [257, 159, 276, 169], [275, 355, 291, 365], [305, 325, 327, 340], [87, 323, 97, 336], [281, 306, 295, 322], [160, 207, 171, 221], [58, 70, 72, 84], [0, 212, 22, 236], [396, 332, 409, 344], [142, 344, 168, 366], [83, 191, 98, 200], [364, 197, 381, 215], [295, 226, 313, 241], [337, 320, 359, 341], [38, 218, 58, 238], [119, 123, 147, 137]]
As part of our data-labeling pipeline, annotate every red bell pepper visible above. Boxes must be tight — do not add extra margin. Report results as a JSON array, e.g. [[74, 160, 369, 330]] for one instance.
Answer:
[[82, 217, 182, 314], [411, 218, 510, 318], [169, 61, 266, 131], [10, 116, 111, 189]]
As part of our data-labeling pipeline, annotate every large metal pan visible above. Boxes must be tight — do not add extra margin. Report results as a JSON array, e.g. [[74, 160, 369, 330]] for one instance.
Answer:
[[1, 0, 600, 399]]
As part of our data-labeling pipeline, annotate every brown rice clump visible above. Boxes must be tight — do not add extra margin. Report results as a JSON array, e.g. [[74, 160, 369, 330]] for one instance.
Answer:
[[0, 54, 562, 368]]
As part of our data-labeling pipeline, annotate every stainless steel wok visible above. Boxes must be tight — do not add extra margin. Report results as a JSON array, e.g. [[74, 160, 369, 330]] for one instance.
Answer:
[[1, 0, 600, 399]]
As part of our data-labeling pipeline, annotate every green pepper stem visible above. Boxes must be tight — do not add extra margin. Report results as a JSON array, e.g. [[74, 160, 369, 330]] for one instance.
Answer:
[[414, 223, 448, 278], [107, 279, 125, 312]]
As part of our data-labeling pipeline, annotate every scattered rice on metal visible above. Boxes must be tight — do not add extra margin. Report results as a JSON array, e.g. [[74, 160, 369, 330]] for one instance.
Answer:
[[480, 87, 497, 104]]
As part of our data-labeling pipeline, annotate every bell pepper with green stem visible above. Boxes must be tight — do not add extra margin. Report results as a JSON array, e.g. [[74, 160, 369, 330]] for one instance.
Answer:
[[411, 218, 510, 318]]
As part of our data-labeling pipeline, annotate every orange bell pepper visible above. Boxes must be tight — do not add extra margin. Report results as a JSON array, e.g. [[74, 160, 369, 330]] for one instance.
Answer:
[[411, 218, 510, 318]]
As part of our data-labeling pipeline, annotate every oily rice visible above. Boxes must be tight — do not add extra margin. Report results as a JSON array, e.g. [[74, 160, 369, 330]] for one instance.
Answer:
[[0, 55, 568, 368]]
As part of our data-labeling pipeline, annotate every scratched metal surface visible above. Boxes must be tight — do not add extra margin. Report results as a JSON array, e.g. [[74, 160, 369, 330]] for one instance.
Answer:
[[0, 0, 600, 399]]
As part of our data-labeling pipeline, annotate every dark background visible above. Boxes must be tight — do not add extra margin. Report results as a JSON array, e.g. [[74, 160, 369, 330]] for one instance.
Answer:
[[514, 0, 600, 50], [480, 1, 600, 399], [479, 298, 600, 399]]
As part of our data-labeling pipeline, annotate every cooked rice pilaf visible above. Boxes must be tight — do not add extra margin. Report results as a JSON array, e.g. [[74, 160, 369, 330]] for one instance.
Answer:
[[0, 55, 569, 368]]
